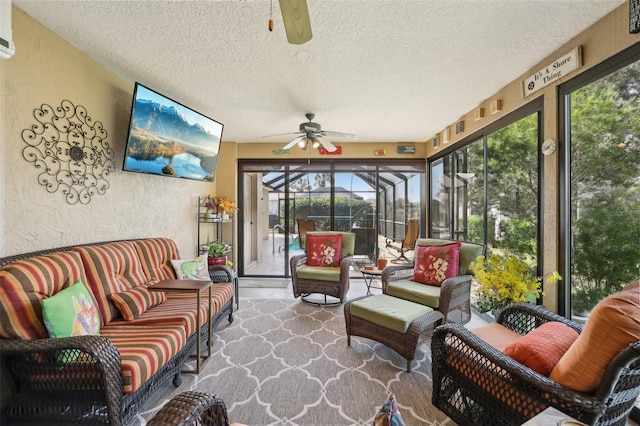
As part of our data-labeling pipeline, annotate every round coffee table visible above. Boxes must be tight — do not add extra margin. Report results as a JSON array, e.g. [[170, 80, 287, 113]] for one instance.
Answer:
[[360, 267, 383, 294]]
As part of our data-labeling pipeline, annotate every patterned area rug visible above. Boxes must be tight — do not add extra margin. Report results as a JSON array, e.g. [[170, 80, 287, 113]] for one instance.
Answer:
[[134, 299, 453, 425]]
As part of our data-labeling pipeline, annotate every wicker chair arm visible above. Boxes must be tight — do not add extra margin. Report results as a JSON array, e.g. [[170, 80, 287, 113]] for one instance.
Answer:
[[1, 335, 124, 424], [147, 391, 230, 426], [438, 275, 472, 322], [432, 323, 605, 416], [595, 341, 640, 401], [208, 264, 235, 282], [289, 253, 307, 271], [381, 264, 414, 291], [497, 302, 583, 335]]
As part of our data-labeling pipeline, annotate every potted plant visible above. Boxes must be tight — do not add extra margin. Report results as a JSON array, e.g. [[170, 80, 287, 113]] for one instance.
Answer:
[[207, 242, 229, 266], [470, 253, 561, 317]]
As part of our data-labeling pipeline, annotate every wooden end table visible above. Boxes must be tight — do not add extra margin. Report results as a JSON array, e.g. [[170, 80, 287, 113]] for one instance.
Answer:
[[148, 279, 213, 374]]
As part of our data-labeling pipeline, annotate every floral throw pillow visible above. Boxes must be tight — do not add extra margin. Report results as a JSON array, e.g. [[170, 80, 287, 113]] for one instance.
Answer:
[[413, 242, 461, 286], [306, 234, 343, 267]]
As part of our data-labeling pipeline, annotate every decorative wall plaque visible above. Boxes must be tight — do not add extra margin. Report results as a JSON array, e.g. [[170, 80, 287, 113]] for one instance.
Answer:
[[21, 100, 116, 205], [432, 136, 439, 148], [319, 145, 342, 155], [397, 145, 416, 154], [456, 121, 465, 134]]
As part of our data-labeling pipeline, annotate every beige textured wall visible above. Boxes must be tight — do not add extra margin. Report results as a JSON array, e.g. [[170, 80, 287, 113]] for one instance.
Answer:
[[0, 8, 216, 257]]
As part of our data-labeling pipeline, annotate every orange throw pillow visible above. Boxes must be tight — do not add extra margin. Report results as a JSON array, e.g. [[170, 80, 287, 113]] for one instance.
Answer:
[[413, 242, 461, 286], [503, 321, 579, 376], [549, 282, 640, 393]]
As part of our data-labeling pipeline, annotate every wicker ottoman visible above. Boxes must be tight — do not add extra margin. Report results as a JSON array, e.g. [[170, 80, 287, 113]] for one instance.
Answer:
[[345, 294, 444, 372]]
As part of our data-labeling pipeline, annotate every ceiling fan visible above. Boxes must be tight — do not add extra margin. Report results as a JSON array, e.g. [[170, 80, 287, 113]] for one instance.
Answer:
[[264, 113, 357, 152], [277, 0, 312, 45]]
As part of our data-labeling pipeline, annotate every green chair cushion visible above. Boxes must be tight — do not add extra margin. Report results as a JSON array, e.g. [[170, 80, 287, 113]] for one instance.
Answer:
[[296, 265, 341, 282], [386, 279, 442, 308], [350, 294, 433, 334], [416, 238, 484, 275]]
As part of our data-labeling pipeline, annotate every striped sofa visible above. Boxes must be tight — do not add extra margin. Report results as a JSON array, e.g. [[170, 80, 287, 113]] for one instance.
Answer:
[[0, 238, 234, 425]]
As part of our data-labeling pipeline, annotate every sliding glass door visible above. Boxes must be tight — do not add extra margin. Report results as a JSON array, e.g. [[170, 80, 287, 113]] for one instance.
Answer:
[[238, 159, 425, 278]]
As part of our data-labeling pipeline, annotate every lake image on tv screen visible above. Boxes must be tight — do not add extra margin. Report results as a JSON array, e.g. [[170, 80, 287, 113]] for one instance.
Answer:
[[124, 86, 222, 181]]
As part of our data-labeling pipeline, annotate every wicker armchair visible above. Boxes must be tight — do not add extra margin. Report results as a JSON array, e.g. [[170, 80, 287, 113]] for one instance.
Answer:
[[431, 303, 640, 426], [381, 238, 484, 324], [147, 391, 229, 426], [290, 231, 355, 305]]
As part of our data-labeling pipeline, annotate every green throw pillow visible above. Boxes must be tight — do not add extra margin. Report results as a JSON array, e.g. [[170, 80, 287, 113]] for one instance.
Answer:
[[171, 255, 210, 281], [42, 280, 101, 338]]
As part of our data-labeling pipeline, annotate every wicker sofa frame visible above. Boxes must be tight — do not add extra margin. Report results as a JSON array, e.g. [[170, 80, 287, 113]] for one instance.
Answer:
[[0, 239, 234, 426], [147, 391, 229, 426], [431, 303, 640, 426]]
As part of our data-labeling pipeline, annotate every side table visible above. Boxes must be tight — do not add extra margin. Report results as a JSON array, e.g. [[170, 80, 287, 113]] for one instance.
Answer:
[[208, 265, 239, 308], [360, 267, 383, 294], [148, 279, 213, 374]]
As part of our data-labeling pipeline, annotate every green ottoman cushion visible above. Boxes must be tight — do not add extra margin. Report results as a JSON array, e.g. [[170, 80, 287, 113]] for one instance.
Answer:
[[350, 294, 433, 334], [386, 279, 442, 308]]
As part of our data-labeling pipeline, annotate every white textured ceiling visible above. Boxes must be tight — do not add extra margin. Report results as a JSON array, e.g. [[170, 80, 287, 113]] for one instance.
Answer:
[[13, 0, 625, 144]]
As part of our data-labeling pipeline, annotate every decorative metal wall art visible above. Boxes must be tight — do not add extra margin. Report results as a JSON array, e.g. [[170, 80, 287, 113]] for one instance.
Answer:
[[21, 100, 116, 205]]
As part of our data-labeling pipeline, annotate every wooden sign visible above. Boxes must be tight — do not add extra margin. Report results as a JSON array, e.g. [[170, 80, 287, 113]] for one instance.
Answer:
[[319, 146, 342, 155], [397, 145, 415, 154], [523, 46, 582, 97]]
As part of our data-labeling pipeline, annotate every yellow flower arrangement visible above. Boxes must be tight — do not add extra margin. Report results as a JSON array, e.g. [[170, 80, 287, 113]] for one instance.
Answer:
[[470, 253, 561, 314], [213, 195, 238, 214]]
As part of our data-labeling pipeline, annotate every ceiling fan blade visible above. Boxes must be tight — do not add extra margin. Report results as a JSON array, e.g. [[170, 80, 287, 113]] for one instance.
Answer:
[[279, 0, 312, 45], [262, 131, 303, 138], [283, 135, 305, 150], [321, 130, 358, 140], [317, 136, 337, 152]]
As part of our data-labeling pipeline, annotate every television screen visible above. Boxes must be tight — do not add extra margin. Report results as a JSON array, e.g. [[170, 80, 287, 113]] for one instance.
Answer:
[[123, 82, 223, 182]]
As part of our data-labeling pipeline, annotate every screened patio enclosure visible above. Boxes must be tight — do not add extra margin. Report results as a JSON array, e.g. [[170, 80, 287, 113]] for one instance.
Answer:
[[237, 159, 425, 278]]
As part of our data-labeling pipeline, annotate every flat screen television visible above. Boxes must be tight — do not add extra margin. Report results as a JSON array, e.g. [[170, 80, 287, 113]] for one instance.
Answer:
[[122, 82, 223, 182]]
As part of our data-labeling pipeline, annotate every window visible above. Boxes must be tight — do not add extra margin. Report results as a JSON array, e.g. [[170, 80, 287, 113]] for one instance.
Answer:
[[429, 102, 542, 264], [560, 45, 640, 319]]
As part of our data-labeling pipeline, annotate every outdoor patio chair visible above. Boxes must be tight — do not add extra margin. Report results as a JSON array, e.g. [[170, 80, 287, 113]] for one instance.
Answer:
[[296, 219, 316, 250], [431, 287, 640, 426], [385, 218, 420, 263], [290, 231, 355, 305], [381, 238, 485, 324]]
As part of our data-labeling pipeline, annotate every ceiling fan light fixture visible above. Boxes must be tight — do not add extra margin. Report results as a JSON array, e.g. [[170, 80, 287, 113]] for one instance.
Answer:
[[311, 139, 320, 149], [298, 138, 308, 149]]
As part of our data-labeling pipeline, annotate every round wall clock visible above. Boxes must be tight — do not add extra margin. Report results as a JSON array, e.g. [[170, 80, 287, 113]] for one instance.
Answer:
[[541, 139, 557, 155]]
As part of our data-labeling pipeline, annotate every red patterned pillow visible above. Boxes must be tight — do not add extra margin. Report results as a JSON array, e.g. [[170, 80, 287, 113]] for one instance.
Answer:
[[413, 242, 461, 286], [503, 321, 579, 376], [306, 234, 343, 267], [110, 285, 166, 321]]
